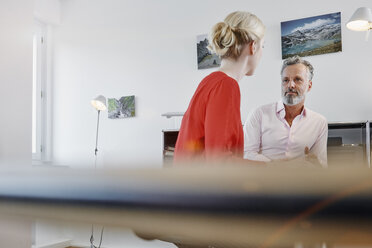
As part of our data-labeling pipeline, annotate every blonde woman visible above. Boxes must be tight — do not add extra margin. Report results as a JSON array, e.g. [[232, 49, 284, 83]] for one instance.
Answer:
[[174, 11, 265, 163]]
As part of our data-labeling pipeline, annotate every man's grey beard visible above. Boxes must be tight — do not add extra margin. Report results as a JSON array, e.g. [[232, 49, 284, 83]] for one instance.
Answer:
[[282, 91, 305, 106]]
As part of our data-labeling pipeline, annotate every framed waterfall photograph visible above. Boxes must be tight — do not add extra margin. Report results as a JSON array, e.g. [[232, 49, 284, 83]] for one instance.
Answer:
[[281, 12, 342, 59], [108, 95, 135, 119]]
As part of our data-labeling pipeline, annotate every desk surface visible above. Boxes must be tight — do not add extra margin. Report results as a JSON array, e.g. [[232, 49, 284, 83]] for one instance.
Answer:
[[1, 166, 372, 247]]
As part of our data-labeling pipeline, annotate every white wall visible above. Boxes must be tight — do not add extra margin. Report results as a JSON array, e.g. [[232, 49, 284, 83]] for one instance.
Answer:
[[34, 0, 61, 25], [52, 0, 372, 167], [0, 0, 33, 167]]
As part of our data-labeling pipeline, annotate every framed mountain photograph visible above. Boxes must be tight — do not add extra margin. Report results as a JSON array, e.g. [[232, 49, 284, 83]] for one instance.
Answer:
[[281, 12, 342, 59]]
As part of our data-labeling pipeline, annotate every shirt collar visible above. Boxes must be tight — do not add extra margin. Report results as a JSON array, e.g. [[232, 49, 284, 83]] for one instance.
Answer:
[[276, 100, 307, 119]]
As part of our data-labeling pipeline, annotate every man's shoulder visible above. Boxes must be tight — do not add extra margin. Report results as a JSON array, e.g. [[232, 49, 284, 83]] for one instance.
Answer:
[[246, 102, 276, 123], [305, 108, 327, 124], [251, 102, 278, 117], [254, 102, 277, 113]]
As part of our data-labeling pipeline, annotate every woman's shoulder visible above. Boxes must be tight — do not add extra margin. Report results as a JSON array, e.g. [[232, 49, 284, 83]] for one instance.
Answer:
[[202, 71, 238, 89], [210, 71, 236, 81]]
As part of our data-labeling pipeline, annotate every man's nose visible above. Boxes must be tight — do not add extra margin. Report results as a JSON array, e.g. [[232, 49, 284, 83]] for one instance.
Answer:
[[288, 80, 295, 88]]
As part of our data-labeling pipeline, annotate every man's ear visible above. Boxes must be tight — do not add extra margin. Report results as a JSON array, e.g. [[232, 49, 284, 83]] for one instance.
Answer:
[[307, 81, 312, 92]]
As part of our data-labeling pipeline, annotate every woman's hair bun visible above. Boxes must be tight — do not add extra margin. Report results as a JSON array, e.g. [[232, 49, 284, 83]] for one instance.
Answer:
[[207, 11, 265, 60], [208, 22, 237, 58]]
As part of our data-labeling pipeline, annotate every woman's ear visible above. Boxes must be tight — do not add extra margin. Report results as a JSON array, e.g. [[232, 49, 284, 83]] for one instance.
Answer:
[[249, 41, 257, 55]]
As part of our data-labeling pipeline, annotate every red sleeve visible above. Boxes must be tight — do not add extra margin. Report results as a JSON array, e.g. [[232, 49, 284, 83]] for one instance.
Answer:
[[204, 78, 242, 160]]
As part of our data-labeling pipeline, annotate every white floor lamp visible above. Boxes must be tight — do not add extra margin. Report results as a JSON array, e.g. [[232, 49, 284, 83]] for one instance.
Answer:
[[90, 95, 107, 248]]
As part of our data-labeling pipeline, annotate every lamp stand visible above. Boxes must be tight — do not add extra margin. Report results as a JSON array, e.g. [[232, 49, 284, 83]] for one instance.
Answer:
[[90, 225, 104, 248], [94, 110, 101, 168], [90, 109, 104, 248]]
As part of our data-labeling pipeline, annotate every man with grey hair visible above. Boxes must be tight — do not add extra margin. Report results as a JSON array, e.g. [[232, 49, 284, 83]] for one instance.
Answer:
[[243, 56, 328, 167]]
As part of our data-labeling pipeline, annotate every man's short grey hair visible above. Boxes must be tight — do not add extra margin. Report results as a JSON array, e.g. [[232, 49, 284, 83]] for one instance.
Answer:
[[281, 55, 314, 81]]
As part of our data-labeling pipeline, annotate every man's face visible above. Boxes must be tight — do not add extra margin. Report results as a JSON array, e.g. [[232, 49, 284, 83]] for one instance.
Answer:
[[281, 64, 312, 106]]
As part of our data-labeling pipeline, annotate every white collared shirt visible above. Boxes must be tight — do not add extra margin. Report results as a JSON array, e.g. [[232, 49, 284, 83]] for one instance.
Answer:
[[243, 101, 328, 167]]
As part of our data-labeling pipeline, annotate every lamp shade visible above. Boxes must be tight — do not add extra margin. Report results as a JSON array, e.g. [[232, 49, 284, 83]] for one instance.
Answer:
[[91, 95, 107, 111], [346, 7, 372, 31]]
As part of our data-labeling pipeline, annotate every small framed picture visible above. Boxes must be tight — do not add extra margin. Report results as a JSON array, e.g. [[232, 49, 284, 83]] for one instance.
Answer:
[[196, 34, 221, 69], [108, 95, 135, 119]]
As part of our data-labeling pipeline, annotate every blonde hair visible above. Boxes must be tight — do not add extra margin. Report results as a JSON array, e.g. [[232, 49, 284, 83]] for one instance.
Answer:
[[208, 11, 265, 60]]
